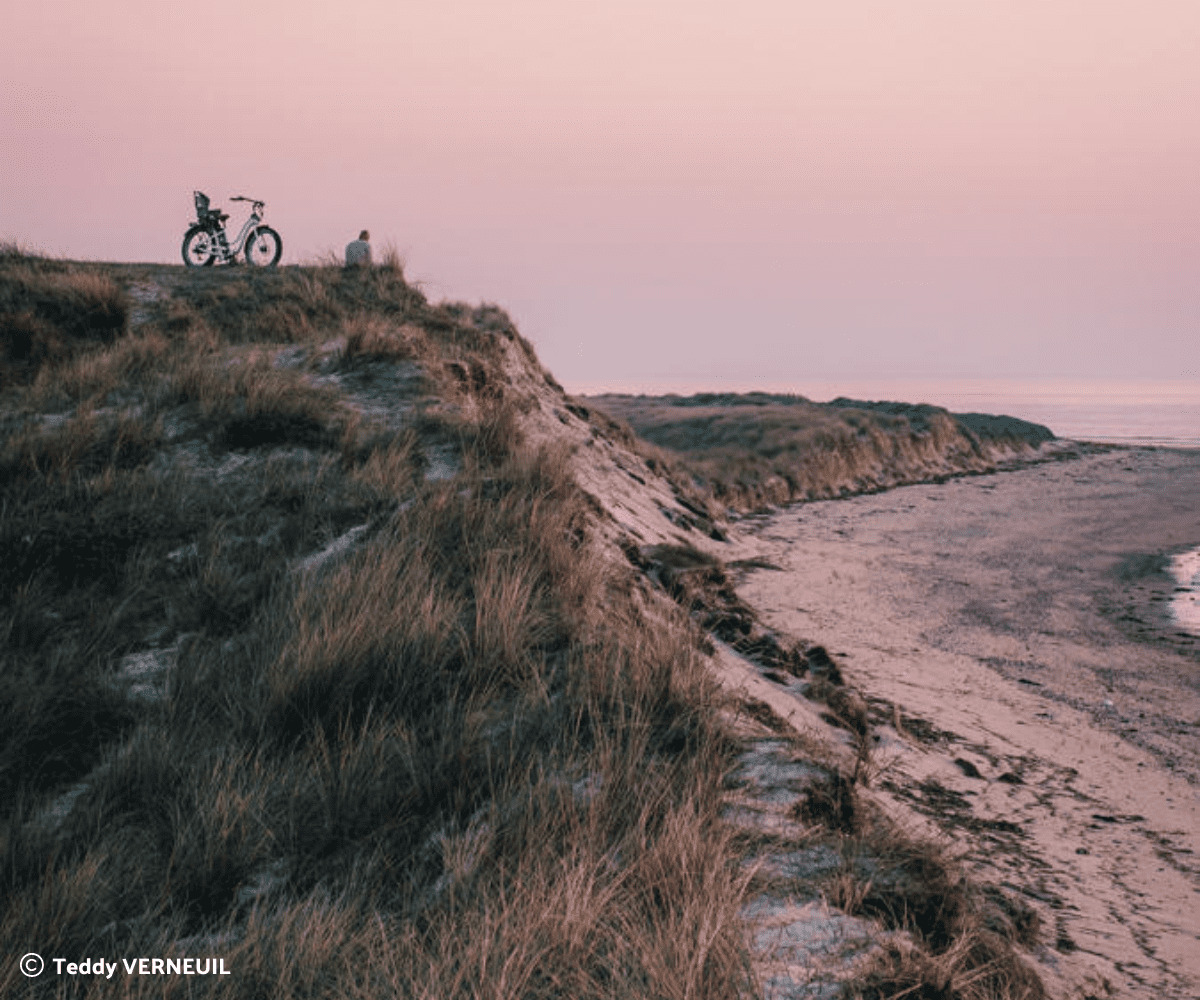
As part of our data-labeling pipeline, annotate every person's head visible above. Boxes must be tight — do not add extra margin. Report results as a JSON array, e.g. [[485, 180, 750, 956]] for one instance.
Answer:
[[359, 230, 370, 241]]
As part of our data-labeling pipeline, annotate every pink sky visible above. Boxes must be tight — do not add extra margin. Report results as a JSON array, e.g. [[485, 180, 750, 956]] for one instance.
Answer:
[[3, 1, 1199, 389]]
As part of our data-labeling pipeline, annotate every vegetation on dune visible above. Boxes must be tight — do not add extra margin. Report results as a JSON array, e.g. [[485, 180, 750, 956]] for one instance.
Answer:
[[1, 247, 1045, 999], [587, 392, 1054, 513], [0, 247, 131, 388], [0, 250, 750, 998]]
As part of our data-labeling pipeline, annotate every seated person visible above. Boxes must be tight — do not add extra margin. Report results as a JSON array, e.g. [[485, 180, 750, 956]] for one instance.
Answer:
[[345, 230, 372, 267]]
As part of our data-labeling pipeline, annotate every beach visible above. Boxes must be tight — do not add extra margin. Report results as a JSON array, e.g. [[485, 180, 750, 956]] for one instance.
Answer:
[[734, 446, 1200, 998]]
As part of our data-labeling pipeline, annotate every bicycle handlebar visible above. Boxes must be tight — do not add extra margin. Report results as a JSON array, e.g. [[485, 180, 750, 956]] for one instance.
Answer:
[[229, 195, 265, 213]]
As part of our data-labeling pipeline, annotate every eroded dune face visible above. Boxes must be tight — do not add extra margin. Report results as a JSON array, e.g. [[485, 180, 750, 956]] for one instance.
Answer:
[[735, 448, 1200, 999]]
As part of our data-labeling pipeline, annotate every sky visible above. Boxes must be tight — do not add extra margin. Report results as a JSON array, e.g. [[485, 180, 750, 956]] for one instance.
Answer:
[[3, 1, 1199, 394]]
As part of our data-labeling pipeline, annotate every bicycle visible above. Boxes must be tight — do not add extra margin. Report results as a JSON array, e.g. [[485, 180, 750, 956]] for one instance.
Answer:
[[182, 191, 283, 267]]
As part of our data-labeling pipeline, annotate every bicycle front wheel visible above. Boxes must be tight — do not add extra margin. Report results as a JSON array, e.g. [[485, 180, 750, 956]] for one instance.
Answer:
[[182, 226, 216, 267], [244, 226, 282, 267]]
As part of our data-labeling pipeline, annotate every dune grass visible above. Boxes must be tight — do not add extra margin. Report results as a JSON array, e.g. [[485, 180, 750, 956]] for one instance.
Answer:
[[0, 251, 754, 999], [1, 246, 130, 388]]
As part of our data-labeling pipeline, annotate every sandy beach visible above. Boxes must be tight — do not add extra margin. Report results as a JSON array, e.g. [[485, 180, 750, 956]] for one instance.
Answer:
[[734, 446, 1200, 999]]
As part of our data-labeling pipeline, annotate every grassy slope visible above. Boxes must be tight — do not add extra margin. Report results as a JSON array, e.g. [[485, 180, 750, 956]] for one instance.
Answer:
[[1, 249, 1045, 1000], [586, 392, 1055, 512], [0, 252, 750, 998]]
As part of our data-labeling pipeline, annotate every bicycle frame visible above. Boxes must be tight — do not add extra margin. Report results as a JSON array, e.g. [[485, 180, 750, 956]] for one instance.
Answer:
[[225, 212, 262, 256], [207, 208, 262, 263]]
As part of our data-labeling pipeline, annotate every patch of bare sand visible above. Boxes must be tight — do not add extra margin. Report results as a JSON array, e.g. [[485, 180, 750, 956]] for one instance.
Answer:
[[734, 447, 1200, 999]]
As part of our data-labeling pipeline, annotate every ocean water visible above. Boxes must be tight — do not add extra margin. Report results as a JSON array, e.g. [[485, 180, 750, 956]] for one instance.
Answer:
[[575, 378, 1200, 448], [788, 379, 1200, 449], [1171, 549, 1200, 636]]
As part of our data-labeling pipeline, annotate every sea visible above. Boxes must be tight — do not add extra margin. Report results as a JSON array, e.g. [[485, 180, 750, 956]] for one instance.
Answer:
[[792, 379, 1200, 449]]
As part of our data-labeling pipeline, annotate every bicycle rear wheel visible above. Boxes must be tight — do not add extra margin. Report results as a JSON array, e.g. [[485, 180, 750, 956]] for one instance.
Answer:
[[244, 226, 282, 267], [182, 226, 216, 267]]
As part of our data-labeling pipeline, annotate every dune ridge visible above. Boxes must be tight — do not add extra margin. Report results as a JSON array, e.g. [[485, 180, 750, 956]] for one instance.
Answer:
[[1, 250, 1061, 998], [585, 391, 1059, 514]]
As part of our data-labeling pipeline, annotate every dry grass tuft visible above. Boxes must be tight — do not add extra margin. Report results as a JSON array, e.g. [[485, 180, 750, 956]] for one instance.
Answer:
[[1, 252, 129, 386], [794, 769, 861, 833], [1, 407, 164, 485], [166, 345, 344, 449], [346, 427, 421, 498], [846, 932, 1045, 1000], [828, 835, 1045, 1000], [30, 327, 171, 407], [341, 314, 418, 362]]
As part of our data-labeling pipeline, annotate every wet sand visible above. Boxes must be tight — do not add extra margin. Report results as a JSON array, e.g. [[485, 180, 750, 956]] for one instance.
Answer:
[[734, 447, 1200, 999]]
